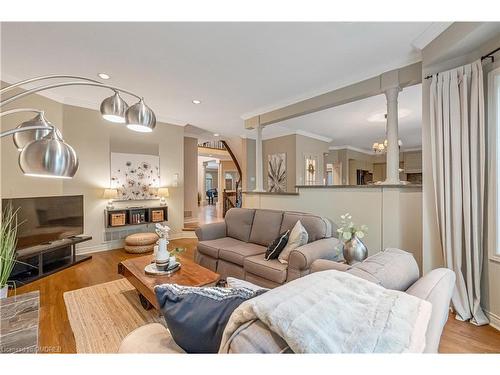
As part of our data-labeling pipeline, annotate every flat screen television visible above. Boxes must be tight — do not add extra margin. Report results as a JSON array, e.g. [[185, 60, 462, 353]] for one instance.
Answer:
[[2, 195, 84, 250]]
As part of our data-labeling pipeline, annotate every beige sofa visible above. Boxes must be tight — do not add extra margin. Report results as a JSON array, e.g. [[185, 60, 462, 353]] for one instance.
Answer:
[[119, 248, 455, 353], [194, 208, 342, 288]]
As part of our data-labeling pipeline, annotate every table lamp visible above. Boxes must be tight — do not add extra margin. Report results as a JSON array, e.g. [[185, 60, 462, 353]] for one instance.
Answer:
[[103, 188, 118, 210], [158, 187, 169, 206]]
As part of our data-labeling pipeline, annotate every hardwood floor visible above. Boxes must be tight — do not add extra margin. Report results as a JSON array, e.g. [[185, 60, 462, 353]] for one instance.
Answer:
[[184, 204, 223, 231], [10, 238, 500, 354]]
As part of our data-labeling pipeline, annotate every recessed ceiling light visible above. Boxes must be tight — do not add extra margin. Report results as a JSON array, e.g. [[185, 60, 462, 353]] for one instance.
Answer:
[[98, 73, 110, 80], [213, 133, 219, 137], [192, 99, 201, 104]]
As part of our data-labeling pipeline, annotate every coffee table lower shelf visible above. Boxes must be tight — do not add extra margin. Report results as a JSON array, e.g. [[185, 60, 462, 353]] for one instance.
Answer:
[[118, 255, 220, 310]]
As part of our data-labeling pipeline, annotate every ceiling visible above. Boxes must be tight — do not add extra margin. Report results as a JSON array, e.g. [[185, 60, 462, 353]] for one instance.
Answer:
[[1, 22, 446, 137], [265, 83, 422, 152]]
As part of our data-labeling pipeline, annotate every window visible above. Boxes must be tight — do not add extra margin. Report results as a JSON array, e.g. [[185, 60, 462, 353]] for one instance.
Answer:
[[205, 174, 213, 191], [305, 156, 317, 185]]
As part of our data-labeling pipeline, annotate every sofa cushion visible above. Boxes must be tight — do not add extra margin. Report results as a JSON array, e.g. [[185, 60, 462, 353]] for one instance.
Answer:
[[197, 237, 247, 259], [349, 248, 419, 291], [249, 209, 284, 246], [219, 242, 267, 266], [225, 208, 256, 242], [244, 254, 288, 284], [280, 212, 333, 243]]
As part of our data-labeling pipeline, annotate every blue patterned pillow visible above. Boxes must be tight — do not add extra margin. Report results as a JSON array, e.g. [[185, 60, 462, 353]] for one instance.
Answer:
[[154, 284, 265, 353]]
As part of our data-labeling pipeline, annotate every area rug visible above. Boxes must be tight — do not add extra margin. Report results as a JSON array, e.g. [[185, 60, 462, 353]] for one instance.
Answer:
[[64, 278, 164, 353]]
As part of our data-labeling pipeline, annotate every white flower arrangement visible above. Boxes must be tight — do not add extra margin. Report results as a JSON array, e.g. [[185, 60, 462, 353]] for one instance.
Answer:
[[337, 213, 368, 242], [155, 223, 171, 239]]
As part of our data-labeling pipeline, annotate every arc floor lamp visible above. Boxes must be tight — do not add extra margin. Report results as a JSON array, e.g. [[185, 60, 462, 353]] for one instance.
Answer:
[[0, 75, 157, 178]]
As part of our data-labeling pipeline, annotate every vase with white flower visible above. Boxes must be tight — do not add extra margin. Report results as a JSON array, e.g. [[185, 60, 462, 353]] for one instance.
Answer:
[[337, 213, 368, 265], [155, 223, 171, 271]]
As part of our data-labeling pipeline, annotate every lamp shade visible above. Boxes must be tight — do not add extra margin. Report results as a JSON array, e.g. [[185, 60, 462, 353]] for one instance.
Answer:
[[19, 129, 79, 179], [126, 99, 156, 133], [100, 91, 129, 123], [103, 188, 119, 199], [13, 112, 52, 151], [158, 187, 169, 198]]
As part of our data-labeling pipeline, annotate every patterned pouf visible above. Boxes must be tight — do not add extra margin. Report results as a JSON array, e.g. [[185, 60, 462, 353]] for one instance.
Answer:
[[124, 232, 159, 254]]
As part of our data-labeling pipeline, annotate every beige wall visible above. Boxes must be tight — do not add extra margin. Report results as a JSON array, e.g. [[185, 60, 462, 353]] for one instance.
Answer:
[[1, 91, 185, 253], [183, 137, 198, 219], [244, 186, 423, 269], [1, 82, 65, 197], [245, 138, 256, 191], [262, 134, 296, 192]]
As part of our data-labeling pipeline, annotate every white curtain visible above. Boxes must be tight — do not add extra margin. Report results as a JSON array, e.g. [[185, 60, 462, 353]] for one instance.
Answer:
[[429, 60, 489, 325]]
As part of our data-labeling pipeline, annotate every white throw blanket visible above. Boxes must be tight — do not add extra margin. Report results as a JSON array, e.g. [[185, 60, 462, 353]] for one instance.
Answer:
[[219, 271, 432, 353]]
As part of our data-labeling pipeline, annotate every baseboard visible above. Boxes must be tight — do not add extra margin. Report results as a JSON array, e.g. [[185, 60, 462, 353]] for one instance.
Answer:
[[76, 240, 123, 255], [486, 310, 500, 331], [76, 231, 197, 255]]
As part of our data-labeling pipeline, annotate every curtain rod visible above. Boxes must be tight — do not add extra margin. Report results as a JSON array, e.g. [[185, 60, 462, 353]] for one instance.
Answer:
[[424, 45, 500, 80]]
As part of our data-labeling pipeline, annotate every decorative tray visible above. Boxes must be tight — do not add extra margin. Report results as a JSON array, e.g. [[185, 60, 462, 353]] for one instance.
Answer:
[[144, 261, 181, 276]]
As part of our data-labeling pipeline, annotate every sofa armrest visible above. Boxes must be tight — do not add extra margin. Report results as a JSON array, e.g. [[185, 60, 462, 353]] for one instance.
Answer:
[[288, 237, 342, 271], [195, 222, 226, 241], [310, 259, 351, 273]]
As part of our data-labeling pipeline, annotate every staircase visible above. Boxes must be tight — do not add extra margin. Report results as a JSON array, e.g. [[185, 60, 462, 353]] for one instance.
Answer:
[[221, 140, 243, 217]]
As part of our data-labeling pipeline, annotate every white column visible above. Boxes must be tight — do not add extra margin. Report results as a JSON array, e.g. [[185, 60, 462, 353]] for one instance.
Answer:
[[384, 86, 401, 184], [254, 123, 264, 191]]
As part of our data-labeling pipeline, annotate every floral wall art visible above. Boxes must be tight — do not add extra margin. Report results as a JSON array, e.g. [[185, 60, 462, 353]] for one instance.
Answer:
[[110, 152, 160, 200], [267, 152, 287, 192]]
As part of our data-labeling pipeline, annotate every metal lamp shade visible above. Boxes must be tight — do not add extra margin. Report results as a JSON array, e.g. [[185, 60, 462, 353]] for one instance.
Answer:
[[126, 99, 156, 133], [19, 131, 79, 179], [13, 113, 52, 151], [100, 91, 129, 123]]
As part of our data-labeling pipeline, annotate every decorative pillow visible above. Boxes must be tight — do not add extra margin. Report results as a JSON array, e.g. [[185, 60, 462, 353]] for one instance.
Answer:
[[154, 284, 265, 353], [278, 220, 308, 264], [265, 230, 290, 260]]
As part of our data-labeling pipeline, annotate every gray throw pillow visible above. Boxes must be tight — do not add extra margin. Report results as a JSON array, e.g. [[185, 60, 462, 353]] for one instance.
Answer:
[[154, 284, 265, 353]]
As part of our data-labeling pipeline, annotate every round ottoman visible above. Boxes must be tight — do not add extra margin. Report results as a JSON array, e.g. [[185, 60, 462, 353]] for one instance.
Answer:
[[124, 232, 159, 254]]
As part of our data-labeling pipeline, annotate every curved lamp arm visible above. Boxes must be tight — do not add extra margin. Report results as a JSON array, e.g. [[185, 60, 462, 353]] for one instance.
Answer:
[[0, 108, 43, 117], [0, 74, 102, 95], [0, 125, 55, 139], [0, 81, 142, 107]]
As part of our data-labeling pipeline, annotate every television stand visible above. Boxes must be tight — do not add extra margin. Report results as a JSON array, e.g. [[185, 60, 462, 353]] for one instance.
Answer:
[[11, 235, 93, 286]]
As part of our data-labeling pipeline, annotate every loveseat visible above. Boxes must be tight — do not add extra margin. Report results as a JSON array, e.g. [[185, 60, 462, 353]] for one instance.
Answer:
[[119, 248, 455, 353], [194, 208, 342, 288]]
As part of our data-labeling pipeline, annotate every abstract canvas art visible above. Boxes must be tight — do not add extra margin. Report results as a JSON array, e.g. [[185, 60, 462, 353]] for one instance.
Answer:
[[110, 152, 160, 200], [268, 153, 286, 192]]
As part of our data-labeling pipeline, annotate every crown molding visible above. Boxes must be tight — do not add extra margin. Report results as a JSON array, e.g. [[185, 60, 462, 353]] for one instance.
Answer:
[[295, 129, 332, 143], [328, 145, 375, 155], [411, 22, 453, 50]]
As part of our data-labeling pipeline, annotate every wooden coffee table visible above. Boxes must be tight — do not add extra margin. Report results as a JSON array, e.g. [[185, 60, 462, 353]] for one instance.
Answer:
[[118, 255, 220, 310]]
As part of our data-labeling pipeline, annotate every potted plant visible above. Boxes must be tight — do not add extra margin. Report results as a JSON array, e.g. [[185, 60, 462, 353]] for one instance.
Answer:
[[0, 206, 19, 299], [337, 213, 368, 265]]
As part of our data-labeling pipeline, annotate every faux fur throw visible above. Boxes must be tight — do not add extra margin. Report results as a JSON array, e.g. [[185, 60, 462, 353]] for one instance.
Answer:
[[219, 270, 432, 353]]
